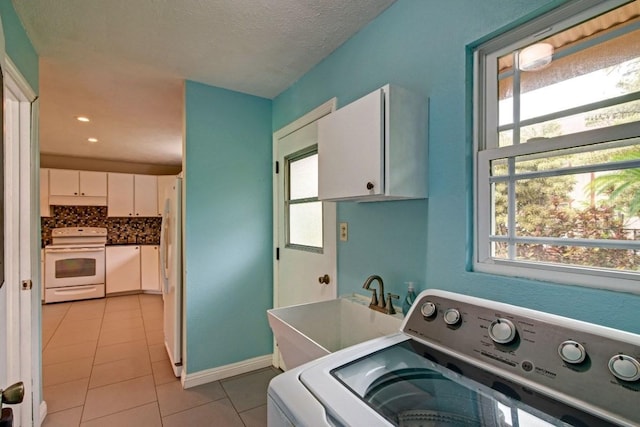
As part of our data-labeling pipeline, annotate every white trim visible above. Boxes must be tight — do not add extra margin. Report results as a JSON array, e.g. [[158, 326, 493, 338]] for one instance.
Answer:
[[273, 98, 337, 141], [4, 56, 36, 102], [181, 354, 273, 389], [475, 262, 640, 295], [472, 1, 640, 294], [3, 59, 37, 426], [39, 401, 47, 427], [272, 99, 337, 368]]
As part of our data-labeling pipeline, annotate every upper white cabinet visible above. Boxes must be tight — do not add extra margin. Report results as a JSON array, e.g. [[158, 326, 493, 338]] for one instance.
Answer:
[[48, 169, 108, 205], [134, 174, 158, 217], [317, 84, 428, 201], [40, 168, 50, 217], [107, 173, 134, 216], [157, 175, 175, 216], [107, 173, 159, 217]]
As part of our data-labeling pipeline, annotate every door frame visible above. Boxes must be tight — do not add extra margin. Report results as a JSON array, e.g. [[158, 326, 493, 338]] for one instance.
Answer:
[[3, 56, 40, 426], [271, 98, 336, 367]]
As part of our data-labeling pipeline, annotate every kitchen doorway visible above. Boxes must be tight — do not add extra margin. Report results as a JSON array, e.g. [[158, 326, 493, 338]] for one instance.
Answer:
[[272, 99, 337, 369]]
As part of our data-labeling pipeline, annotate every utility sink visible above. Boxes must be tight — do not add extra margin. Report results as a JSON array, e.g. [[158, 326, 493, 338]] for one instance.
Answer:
[[267, 294, 403, 370]]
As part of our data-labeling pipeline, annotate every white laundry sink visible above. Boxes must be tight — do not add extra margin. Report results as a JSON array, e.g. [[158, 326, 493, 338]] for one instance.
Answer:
[[267, 294, 403, 370]]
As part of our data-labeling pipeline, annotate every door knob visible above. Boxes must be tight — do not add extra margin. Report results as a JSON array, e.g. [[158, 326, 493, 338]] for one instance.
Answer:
[[318, 274, 330, 285], [366, 182, 374, 190], [0, 382, 24, 409]]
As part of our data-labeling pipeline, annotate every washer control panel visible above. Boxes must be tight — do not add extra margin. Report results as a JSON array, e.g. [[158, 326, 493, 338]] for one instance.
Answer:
[[403, 290, 640, 426]]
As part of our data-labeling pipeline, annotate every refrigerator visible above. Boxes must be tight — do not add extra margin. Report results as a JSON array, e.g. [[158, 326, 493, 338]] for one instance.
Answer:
[[160, 176, 182, 377]]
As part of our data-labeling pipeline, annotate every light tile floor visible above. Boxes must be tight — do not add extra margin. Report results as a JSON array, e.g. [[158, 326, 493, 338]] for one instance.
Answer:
[[41, 294, 279, 427]]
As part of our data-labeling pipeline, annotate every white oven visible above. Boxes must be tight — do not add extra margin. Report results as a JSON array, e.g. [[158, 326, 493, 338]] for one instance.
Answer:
[[44, 227, 107, 303]]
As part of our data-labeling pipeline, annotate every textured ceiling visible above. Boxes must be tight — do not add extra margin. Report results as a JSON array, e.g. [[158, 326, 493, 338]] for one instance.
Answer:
[[12, 0, 396, 167]]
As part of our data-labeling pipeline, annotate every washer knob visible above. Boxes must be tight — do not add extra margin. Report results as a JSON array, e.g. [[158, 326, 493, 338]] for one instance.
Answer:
[[443, 308, 461, 325], [608, 355, 640, 382], [488, 318, 517, 344], [420, 302, 437, 318], [558, 340, 586, 364]]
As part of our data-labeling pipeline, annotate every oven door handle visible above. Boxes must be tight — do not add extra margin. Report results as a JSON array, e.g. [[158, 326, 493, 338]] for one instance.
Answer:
[[45, 247, 105, 254]]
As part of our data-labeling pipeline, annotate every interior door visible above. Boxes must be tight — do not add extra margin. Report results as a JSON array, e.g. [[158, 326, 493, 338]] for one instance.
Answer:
[[2, 61, 38, 426], [275, 120, 337, 309]]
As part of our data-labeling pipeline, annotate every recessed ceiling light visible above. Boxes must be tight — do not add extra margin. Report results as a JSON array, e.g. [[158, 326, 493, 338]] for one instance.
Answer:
[[76, 116, 90, 122], [87, 138, 98, 143]]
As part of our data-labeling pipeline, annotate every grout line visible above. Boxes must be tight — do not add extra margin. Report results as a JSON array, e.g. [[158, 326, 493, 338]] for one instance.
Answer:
[[78, 298, 107, 425], [44, 295, 255, 426]]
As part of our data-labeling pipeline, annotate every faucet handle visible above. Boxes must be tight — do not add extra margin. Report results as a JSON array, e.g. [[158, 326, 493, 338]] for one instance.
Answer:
[[386, 293, 400, 315], [366, 288, 379, 308]]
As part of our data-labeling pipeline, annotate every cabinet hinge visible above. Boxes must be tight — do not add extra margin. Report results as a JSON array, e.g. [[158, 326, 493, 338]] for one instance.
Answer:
[[276, 247, 280, 260], [275, 161, 279, 174]]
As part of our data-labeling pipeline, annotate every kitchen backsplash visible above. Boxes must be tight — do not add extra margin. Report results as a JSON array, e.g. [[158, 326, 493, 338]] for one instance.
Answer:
[[41, 205, 161, 247]]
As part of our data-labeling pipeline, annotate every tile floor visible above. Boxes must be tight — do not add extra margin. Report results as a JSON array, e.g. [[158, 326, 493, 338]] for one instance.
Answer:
[[41, 294, 280, 426]]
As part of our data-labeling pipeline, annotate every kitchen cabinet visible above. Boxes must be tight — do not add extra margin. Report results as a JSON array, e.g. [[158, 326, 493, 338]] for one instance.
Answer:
[[107, 173, 158, 217], [106, 245, 141, 294], [141, 245, 160, 292], [49, 169, 108, 205], [41, 249, 45, 302], [40, 168, 50, 217], [107, 173, 134, 216], [134, 174, 158, 217], [317, 84, 428, 201], [157, 175, 175, 216]]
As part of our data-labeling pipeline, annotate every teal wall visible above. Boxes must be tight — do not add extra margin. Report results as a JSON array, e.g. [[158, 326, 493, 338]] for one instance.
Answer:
[[0, 1, 38, 92], [273, 0, 640, 333], [184, 81, 273, 372]]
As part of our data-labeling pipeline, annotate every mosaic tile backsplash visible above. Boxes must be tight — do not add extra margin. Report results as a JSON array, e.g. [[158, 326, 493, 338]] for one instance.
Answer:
[[41, 205, 161, 247]]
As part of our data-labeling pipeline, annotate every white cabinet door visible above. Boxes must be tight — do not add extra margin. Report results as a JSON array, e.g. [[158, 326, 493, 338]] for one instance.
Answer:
[[157, 175, 175, 216], [40, 168, 50, 217], [80, 171, 107, 197], [140, 245, 160, 292], [107, 173, 134, 217], [134, 175, 158, 217], [318, 88, 385, 200], [49, 169, 79, 196], [317, 84, 428, 201], [106, 246, 141, 293]]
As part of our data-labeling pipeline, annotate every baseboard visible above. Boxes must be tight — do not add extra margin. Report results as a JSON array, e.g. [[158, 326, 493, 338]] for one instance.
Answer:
[[39, 400, 48, 427], [181, 354, 273, 389]]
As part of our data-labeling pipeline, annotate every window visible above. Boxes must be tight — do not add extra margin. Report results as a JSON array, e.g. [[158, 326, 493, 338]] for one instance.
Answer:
[[285, 148, 323, 251], [474, 0, 640, 293]]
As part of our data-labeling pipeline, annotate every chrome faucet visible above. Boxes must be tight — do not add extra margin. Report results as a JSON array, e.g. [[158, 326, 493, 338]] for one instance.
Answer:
[[363, 275, 386, 313]]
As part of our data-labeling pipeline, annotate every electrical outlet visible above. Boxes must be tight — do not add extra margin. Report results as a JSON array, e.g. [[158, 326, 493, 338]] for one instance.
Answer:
[[339, 222, 348, 241]]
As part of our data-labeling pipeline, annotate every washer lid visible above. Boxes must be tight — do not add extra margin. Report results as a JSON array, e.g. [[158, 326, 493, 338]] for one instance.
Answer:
[[300, 337, 617, 427]]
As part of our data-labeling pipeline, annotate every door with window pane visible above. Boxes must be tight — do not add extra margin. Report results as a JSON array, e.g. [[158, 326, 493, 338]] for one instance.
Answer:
[[276, 120, 336, 310]]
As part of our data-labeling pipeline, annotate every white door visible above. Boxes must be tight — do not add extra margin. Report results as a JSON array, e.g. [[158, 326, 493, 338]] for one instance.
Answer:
[[273, 99, 338, 310], [2, 58, 39, 426]]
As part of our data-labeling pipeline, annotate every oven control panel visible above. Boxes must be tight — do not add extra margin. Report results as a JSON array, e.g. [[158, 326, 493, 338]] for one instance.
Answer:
[[402, 289, 640, 426]]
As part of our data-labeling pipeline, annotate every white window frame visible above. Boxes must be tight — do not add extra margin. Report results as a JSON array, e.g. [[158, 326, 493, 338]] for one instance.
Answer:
[[473, 0, 640, 294], [285, 146, 324, 253]]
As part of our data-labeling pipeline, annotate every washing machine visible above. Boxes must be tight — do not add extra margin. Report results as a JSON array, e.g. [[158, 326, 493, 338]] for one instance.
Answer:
[[267, 289, 640, 426]]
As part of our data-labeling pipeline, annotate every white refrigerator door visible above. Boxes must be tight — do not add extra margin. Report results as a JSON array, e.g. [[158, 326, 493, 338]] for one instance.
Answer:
[[160, 177, 182, 377]]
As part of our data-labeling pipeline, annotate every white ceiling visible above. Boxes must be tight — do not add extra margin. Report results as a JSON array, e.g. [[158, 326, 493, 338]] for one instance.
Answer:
[[12, 0, 396, 167]]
